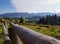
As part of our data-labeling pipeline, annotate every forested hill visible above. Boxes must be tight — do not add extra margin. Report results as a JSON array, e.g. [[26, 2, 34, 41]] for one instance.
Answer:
[[37, 14, 60, 25]]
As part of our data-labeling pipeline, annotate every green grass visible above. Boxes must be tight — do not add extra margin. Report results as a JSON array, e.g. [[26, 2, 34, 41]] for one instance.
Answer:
[[0, 23, 3, 44], [0, 29, 3, 44]]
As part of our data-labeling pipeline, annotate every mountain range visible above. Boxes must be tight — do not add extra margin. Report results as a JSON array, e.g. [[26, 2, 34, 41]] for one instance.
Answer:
[[0, 12, 60, 18], [0, 12, 60, 21]]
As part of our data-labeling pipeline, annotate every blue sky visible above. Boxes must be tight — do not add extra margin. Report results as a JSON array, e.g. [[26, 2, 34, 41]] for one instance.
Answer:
[[0, 0, 60, 14], [0, 0, 16, 14]]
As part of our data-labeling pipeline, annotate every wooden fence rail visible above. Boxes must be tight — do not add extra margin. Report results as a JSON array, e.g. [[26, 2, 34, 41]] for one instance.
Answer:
[[7, 22, 60, 44], [2, 23, 10, 44]]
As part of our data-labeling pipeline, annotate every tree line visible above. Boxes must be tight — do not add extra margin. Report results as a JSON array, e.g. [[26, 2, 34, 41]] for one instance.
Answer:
[[37, 14, 60, 25]]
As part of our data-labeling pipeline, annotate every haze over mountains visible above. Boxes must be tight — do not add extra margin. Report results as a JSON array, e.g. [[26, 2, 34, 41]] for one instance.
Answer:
[[0, 12, 60, 21], [0, 12, 60, 18]]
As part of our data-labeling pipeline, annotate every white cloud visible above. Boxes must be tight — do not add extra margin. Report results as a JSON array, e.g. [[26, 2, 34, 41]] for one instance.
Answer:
[[11, 0, 60, 13]]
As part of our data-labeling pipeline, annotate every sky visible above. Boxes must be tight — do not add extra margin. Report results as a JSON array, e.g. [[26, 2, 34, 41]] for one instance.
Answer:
[[0, 0, 16, 14], [0, 0, 60, 14]]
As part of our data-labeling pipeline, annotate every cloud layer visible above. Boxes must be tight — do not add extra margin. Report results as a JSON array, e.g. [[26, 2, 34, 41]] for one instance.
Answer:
[[11, 0, 60, 13]]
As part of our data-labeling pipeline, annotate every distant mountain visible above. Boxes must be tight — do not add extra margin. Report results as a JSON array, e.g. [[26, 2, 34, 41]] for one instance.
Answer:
[[0, 13, 52, 18], [0, 13, 33, 18], [0, 12, 60, 18]]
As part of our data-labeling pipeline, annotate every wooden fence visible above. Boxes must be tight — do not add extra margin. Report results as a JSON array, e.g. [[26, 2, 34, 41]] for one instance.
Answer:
[[2, 23, 10, 44], [2, 22, 60, 44]]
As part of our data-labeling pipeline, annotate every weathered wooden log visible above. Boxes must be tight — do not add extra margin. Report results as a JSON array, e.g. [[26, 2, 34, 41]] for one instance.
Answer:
[[9, 23, 60, 44], [8, 27, 20, 44], [2, 23, 10, 44]]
